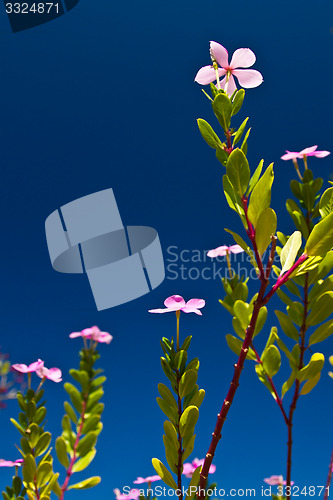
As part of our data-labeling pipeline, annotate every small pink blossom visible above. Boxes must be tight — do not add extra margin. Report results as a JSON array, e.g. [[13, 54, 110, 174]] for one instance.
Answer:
[[149, 295, 205, 316], [195, 41, 263, 96], [133, 475, 161, 484], [69, 326, 113, 344], [207, 244, 244, 258], [264, 475, 294, 486], [281, 146, 330, 161], [183, 458, 216, 478], [114, 489, 140, 500], [0, 459, 24, 467], [12, 359, 44, 374], [36, 366, 62, 383]]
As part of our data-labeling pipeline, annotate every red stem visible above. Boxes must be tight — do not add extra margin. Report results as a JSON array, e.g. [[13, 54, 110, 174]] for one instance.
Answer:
[[324, 448, 333, 500], [176, 372, 183, 500], [60, 400, 87, 500], [263, 254, 308, 305], [286, 273, 308, 497]]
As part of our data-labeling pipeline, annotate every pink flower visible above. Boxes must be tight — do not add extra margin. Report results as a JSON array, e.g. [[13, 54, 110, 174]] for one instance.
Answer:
[[149, 295, 205, 316], [36, 366, 62, 383], [207, 244, 244, 258], [133, 475, 161, 484], [114, 489, 140, 500], [195, 41, 263, 96], [281, 146, 330, 161], [69, 326, 113, 344], [12, 359, 44, 374], [183, 458, 216, 478], [264, 475, 294, 486], [0, 459, 24, 467]]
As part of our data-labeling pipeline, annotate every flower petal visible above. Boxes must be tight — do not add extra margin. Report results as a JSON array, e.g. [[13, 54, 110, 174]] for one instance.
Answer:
[[299, 146, 318, 155], [219, 74, 237, 96], [281, 151, 299, 161], [148, 308, 175, 314], [164, 295, 186, 309], [230, 48, 256, 69], [232, 69, 263, 88], [207, 246, 228, 258], [185, 298, 205, 310], [11, 364, 29, 374], [195, 66, 224, 85], [229, 244, 244, 254], [210, 41, 229, 68], [311, 150, 330, 158]]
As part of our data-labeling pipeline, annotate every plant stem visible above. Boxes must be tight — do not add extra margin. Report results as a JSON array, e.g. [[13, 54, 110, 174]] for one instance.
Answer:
[[286, 273, 309, 497], [176, 372, 183, 500], [60, 399, 87, 499], [197, 278, 269, 499], [324, 448, 333, 500], [250, 343, 289, 426]]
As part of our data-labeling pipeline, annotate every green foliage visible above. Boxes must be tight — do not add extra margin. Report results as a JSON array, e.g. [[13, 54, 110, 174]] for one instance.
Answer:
[[255, 208, 277, 256], [280, 231, 302, 275], [156, 336, 204, 489], [247, 163, 274, 228], [226, 149, 250, 197], [212, 93, 232, 132]]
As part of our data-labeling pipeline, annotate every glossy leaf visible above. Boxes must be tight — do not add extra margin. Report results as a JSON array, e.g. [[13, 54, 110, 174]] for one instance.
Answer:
[[231, 89, 245, 116], [68, 477, 101, 490], [255, 364, 276, 399], [233, 300, 251, 330], [72, 449, 96, 473], [76, 432, 97, 458], [300, 373, 321, 395], [247, 159, 263, 195], [197, 119, 222, 149], [319, 187, 333, 218], [307, 291, 333, 326], [275, 311, 299, 341], [233, 117, 249, 146], [248, 164, 274, 228], [35, 432, 51, 457], [179, 405, 199, 437], [281, 371, 296, 399], [158, 383, 178, 409], [308, 319, 333, 346], [253, 307, 267, 337], [262, 345, 281, 378], [56, 436, 70, 468], [179, 370, 198, 399], [305, 212, 333, 257], [212, 92, 232, 131], [280, 231, 302, 276], [152, 459, 178, 490], [298, 353, 325, 382], [255, 208, 277, 255], [226, 149, 250, 197]]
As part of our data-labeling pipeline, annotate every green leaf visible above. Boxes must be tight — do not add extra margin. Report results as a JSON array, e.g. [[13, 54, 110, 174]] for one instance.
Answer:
[[86, 388, 104, 411], [64, 383, 82, 414], [158, 383, 178, 408], [319, 187, 333, 218], [298, 353, 325, 382], [163, 435, 178, 474], [241, 128, 251, 154], [248, 163, 274, 228], [226, 149, 250, 197], [72, 449, 96, 473], [212, 93, 232, 131], [185, 465, 202, 500], [286, 199, 309, 238], [179, 370, 198, 399], [280, 231, 302, 275], [275, 311, 299, 341], [300, 373, 321, 395], [197, 119, 222, 149], [68, 477, 101, 490], [225, 334, 256, 360], [76, 432, 97, 458], [36, 462, 53, 488], [262, 345, 281, 377], [281, 371, 296, 398], [224, 228, 257, 269], [223, 175, 246, 223], [174, 350, 187, 371], [35, 432, 51, 457], [308, 275, 333, 302], [164, 421, 178, 449], [255, 208, 277, 255], [255, 364, 276, 399], [56, 437, 70, 468], [233, 300, 251, 330], [231, 89, 245, 116], [179, 405, 199, 437], [182, 435, 195, 461], [157, 397, 179, 423], [247, 160, 263, 195], [152, 459, 178, 490], [64, 402, 78, 424], [307, 291, 333, 326], [233, 117, 249, 146], [22, 454, 36, 484], [82, 415, 101, 434], [305, 212, 333, 257], [308, 319, 333, 345], [216, 147, 229, 166], [253, 307, 267, 337]]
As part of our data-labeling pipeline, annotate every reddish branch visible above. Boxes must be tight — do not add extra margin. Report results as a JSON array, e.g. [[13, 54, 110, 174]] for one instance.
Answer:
[[324, 448, 333, 500]]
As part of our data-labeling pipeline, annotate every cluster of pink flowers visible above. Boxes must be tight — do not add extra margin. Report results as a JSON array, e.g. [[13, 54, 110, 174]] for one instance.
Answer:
[[264, 475, 294, 486], [281, 146, 330, 161], [0, 459, 23, 468], [69, 325, 113, 344], [207, 244, 244, 258], [12, 359, 62, 383]]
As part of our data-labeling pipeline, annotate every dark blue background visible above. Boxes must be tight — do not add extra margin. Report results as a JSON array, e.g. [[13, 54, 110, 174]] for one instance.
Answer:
[[0, 0, 333, 497]]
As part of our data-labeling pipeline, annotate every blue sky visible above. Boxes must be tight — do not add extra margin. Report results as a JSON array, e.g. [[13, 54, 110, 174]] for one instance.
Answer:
[[0, 0, 333, 497]]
